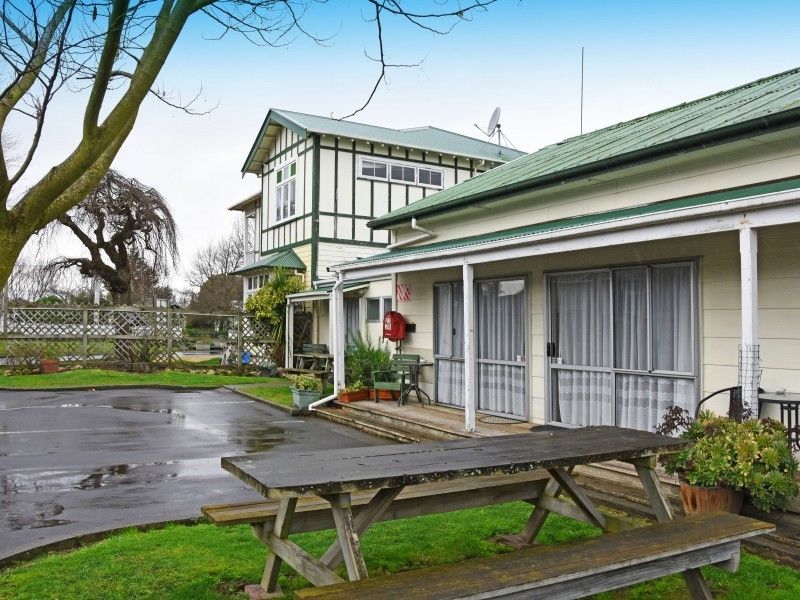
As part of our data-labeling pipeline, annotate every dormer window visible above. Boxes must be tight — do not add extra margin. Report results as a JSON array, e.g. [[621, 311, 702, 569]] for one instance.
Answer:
[[275, 161, 296, 222]]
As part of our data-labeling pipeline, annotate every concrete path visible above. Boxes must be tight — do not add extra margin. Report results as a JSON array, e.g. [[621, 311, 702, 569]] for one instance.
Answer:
[[0, 387, 385, 562]]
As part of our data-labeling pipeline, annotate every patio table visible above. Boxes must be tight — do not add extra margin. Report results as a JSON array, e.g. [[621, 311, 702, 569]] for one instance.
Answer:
[[221, 426, 708, 598]]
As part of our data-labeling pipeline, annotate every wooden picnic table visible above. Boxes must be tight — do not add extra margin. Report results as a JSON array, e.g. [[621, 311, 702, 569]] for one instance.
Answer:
[[220, 426, 720, 599]]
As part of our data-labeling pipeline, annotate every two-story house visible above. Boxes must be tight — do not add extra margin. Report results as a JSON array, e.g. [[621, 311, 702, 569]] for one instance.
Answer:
[[231, 109, 524, 350]]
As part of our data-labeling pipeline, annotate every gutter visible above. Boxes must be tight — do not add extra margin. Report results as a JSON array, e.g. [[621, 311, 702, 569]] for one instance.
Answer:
[[308, 274, 345, 411], [368, 108, 800, 229], [386, 218, 435, 250]]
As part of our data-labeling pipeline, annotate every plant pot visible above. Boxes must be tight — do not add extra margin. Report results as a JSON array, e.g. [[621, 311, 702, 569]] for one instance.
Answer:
[[291, 388, 321, 411], [338, 389, 369, 403], [680, 480, 743, 515], [371, 388, 400, 401], [40, 358, 60, 374]]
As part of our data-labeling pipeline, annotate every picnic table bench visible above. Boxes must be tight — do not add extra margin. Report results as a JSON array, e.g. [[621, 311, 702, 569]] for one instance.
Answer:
[[284, 344, 332, 383], [212, 427, 774, 600]]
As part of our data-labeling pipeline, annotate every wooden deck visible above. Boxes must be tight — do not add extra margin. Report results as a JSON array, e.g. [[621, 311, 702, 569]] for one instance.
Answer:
[[336, 399, 534, 438]]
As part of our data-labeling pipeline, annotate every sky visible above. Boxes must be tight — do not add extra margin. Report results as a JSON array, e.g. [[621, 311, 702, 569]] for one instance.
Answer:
[[8, 0, 800, 289]]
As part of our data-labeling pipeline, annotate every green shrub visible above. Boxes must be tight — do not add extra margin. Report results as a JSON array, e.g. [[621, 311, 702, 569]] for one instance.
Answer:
[[345, 330, 391, 386], [288, 373, 321, 392], [660, 410, 799, 512]]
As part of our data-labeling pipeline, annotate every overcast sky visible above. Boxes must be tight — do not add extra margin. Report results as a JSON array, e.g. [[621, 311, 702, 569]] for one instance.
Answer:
[[8, 0, 800, 289]]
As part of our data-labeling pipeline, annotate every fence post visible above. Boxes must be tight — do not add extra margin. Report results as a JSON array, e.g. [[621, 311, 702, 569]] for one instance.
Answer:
[[166, 305, 173, 368], [236, 313, 243, 374], [82, 307, 88, 365]]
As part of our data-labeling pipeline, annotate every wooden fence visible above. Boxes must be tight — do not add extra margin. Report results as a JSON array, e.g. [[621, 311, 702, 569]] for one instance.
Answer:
[[0, 305, 275, 369]]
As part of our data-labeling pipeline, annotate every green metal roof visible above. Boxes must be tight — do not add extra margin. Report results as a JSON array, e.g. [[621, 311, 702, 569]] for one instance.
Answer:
[[233, 248, 307, 274], [342, 176, 800, 268], [242, 109, 525, 174], [369, 67, 800, 228]]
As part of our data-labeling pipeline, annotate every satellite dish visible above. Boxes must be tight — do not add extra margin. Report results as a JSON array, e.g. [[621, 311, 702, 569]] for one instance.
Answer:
[[486, 107, 501, 137]]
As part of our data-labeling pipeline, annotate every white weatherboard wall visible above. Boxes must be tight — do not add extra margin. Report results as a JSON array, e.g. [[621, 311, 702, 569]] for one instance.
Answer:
[[392, 132, 800, 246], [394, 223, 800, 424]]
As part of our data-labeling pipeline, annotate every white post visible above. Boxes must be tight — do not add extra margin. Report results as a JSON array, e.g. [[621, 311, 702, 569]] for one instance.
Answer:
[[285, 298, 294, 368], [739, 225, 759, 408], [331, 274, 346, 393], [463, 262, 476, 433]]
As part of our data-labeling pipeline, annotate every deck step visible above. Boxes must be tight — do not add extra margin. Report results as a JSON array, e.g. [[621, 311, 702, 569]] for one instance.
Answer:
[[334, 401, 469, 441], [314, 407, 438, 443]]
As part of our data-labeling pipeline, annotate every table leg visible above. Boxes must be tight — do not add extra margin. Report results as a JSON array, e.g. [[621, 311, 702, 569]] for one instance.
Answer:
[[504, 466, 573, 546], [633, 459, 713, 600], [324, 492, 370, 581], [321, 486, 404, 569], [247, 497, 297, 599]]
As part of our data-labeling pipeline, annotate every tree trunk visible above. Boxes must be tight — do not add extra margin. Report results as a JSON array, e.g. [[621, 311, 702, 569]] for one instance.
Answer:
[[0, 228, 30, 295]]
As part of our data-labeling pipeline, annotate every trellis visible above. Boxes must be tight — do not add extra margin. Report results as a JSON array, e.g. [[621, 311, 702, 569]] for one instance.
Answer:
[[0, 305, 276, 369]]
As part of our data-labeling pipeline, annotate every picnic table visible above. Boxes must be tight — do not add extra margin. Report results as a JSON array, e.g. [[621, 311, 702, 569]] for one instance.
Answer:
[[218, 427, 773, 599]]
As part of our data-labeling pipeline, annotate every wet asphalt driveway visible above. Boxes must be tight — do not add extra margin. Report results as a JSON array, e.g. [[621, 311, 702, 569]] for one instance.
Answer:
[[0, 387, 384, 561]]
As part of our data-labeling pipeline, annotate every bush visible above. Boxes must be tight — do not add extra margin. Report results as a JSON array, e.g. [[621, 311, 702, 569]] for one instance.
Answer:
[[289, 373, 321, 392], [244, 267, 306, 362], [345, 330, 391, 386], [659, 409, 799, 512]]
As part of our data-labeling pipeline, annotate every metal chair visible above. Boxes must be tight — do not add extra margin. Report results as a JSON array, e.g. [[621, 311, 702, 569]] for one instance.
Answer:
[[695, 386, 761, 422], [372, 354, 420, 406]]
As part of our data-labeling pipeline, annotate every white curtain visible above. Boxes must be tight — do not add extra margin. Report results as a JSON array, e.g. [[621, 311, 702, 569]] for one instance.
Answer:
[[477, 280, 526, 416], [614, 268, 648, 371], [616, 375, 695, 430], [651, 265, 693, 372], [553, 272, 613, 424], [556, 370, 614, 426], [344, 298, 360, 345], [434, 283, 464, 406]]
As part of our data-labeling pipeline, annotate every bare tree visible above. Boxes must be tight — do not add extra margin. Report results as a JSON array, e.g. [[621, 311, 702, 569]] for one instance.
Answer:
[[0, 1, 495, 291], [186, 224, 244, 289], [3, 257, 79, 303], [50, 169, 178, 305]]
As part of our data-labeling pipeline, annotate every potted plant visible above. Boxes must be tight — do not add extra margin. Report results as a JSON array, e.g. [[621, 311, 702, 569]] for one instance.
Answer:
[[344, 331, 394, 399], [657, 408, 799, 514], [289, 374, 322, 411], [338, 380, 369, 403], [39, 347, 61, 374]]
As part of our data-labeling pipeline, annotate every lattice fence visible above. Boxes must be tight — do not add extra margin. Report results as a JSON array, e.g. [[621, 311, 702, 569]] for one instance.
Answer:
[[1, 305, 276, 369]]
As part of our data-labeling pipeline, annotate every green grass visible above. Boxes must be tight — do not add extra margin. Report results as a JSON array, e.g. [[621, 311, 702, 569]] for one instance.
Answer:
[[240, 383, 294, 407], [0, 503, 798, 600], [0, 368, 279, 389]]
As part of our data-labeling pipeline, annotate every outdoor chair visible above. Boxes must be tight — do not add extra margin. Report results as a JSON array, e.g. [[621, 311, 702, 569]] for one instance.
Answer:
[[372, 354, 420, 406], [695, 386, 762, 422]]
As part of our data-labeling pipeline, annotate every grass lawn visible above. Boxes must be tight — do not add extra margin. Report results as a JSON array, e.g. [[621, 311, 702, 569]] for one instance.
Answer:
[[0, 368, 281, 389], [240, 382, 334, 408], [1, 503, 798, 600]]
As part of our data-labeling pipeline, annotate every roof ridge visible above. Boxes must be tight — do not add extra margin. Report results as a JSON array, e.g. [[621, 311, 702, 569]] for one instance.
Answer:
[[556, 66, 800, 146]]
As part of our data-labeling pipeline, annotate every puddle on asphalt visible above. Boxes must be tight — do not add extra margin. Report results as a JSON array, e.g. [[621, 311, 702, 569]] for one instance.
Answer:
[[2, 500, 73, 531]]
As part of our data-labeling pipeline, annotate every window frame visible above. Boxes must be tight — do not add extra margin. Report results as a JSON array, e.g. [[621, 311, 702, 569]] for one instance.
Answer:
[[366, 296, 393, 322], [274, 160, 297, 224], [358, 156, 444, 190]]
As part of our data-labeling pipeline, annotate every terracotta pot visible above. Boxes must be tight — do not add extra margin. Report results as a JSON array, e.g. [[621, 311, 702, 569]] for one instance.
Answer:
[[40, 358, 60, 374], [680, 480, 743, 515], [370, 388, 400, 401], [338, 389, 369, 403]]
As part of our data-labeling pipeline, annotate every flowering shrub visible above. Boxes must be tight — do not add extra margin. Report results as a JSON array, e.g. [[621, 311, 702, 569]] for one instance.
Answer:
[[288, 374, 321, 392], [659, 409, 798, 512]]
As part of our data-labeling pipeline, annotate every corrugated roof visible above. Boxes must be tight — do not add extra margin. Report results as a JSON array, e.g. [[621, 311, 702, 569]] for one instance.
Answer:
[[242, 109, 525, 173], [233, 249, 306, 274], [341, 176, 800, 269], [369, 67, 800, 228]]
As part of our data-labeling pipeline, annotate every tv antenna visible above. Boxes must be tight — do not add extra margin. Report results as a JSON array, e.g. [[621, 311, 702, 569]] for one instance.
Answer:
[[474, 106, 516, 151]]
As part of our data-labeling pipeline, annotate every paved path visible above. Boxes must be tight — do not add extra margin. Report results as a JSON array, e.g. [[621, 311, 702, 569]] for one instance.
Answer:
[[0, 387, 385, 561]]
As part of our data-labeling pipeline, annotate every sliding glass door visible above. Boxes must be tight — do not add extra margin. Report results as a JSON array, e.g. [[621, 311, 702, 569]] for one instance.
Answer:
[[547, 263, 697, 431], [434, 278, 528, 419]]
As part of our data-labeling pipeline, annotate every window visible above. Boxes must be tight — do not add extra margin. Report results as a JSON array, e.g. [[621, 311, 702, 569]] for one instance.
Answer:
[[361, 160, 387, 180], [548, 262, 697, 431], [366, 297, 393, 322], [390, 164, 415, 183], [359, 157, 443, 189], [275, 161, 296, 222], [418, 167, 443, 188]]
